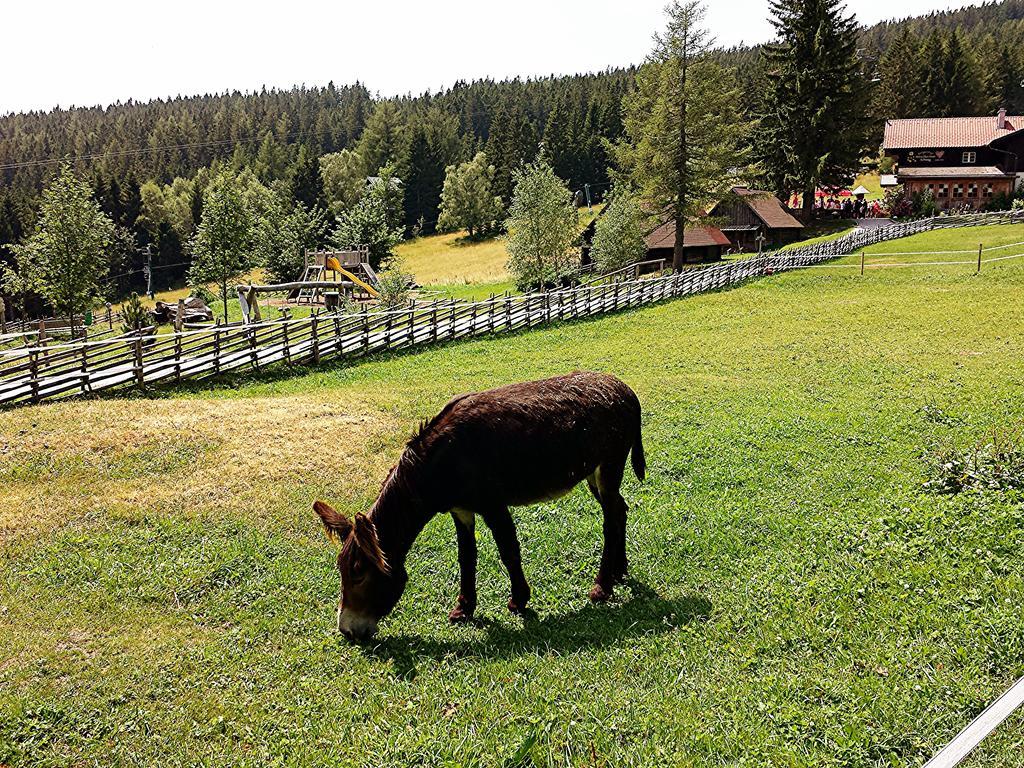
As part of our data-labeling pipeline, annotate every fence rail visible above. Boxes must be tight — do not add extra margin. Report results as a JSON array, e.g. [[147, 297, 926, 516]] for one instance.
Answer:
[[2, 210, 1023, 407]]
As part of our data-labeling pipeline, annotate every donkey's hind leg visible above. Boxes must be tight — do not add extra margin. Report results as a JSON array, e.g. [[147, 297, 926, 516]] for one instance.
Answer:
[[588, 456, 629, 603]]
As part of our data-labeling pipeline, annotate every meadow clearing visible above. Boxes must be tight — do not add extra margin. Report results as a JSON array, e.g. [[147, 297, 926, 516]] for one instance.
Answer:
[[1, 225, 1023, 766]]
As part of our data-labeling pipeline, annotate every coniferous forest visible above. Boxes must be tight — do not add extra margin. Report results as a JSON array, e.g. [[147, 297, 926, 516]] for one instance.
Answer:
[[4, 0, 1024, 303]]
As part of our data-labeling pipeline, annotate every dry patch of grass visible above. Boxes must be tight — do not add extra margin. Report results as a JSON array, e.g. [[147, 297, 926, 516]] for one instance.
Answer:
[[397, 232, 510, 285], [0, 395, 398, 541]]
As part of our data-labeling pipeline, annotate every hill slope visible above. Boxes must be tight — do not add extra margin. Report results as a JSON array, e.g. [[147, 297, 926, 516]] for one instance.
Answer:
[[2, 226, 1022, 765]]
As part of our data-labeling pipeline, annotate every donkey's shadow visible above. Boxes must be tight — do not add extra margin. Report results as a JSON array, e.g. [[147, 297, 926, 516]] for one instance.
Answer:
[[360, 580, 711, 678]]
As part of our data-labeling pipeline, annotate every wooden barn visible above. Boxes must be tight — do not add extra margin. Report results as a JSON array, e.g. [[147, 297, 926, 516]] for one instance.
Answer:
[[644, 220, 731, 264], [710, 187, 804, 251]]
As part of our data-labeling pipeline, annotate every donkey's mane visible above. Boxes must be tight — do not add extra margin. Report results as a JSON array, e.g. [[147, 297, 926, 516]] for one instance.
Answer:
[[404, 393, 471, 460]]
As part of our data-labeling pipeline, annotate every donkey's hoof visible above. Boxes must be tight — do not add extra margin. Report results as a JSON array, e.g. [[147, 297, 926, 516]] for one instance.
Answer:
[[507, 597, 529, 614], [589, 583, 612, 603], [449, 605, 474, 623]]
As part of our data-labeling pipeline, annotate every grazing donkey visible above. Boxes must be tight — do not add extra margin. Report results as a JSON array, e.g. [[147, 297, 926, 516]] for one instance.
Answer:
[[313, 371, 645, 641]]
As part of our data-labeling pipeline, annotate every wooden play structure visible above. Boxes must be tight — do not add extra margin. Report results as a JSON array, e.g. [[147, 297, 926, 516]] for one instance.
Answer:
[[233, 246, 381, 324], [297, 247, 379, 303]]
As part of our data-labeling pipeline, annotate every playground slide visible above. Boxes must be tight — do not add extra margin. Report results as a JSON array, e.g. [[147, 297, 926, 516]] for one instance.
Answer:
[[325, 257, 380, 298]]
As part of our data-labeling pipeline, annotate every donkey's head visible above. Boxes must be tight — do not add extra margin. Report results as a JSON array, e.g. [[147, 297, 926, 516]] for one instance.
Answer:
[[313, 500, 408, 641]]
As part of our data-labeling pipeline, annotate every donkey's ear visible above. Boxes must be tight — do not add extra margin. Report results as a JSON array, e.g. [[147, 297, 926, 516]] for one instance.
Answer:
[[313, 500, 352, 544], [353, 513, 391, 574]]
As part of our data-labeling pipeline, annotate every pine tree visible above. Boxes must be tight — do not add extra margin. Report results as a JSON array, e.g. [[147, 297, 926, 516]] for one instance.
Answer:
[[487, 104, 539, 208], [615, 1, 752, 269], [759, 0, 871, 220], [873, 30, 923, 119], [357, 101, 406, 175], [543, 97, 580, 189], [919, 31, 950, 117], [289, 144, 329, 216], [942, 31, 980, 116]]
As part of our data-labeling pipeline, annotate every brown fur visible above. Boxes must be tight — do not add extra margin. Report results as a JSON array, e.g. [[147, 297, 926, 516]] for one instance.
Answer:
[[314, 371, 645, 640]]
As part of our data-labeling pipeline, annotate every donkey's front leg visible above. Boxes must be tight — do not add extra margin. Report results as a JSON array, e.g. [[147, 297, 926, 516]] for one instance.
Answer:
[[483, 506, 531, 614], [449, 511, 477, 623]]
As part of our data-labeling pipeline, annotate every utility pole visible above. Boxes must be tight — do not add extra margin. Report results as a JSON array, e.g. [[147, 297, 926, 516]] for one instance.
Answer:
[[144, 244, 154, 299]]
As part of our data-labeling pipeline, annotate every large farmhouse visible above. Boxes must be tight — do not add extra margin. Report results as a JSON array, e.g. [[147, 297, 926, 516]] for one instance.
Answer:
[[883, 109, 1024, 209]]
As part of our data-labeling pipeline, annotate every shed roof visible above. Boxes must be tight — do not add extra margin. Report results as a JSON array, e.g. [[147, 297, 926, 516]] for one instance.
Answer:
[[645, 221, 731, 250], [883, 116, 1024, 149], [730, 187, 804, 230]]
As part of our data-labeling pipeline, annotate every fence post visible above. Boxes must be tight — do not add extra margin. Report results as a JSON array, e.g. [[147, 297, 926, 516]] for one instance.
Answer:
[[213, 323, 221, 374], [133, 334, 145, 389], [29, 348, 39, 403], [176, 328, 184, 380], [80, 330, 89, 395], [311, 314, 320, 364], [860, 250, 865, 276], [282, 320, 291, 365], [977, 243, 983, 274]]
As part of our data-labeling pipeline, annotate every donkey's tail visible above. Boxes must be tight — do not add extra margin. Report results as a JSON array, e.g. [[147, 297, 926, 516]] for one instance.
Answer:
[[631, 425, 646, 482]]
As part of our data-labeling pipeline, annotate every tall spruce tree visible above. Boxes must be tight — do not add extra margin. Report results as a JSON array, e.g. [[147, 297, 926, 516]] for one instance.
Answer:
[[919, 31, 950, 117], [759, 0, 871, 220], [941, 31, 980, 116], [400, 109, 461, 235], [614, 1, 751, 270], [357, 101, 406, 175], [487, 103, 539, 207], [289, 144, 329, 218], [873, 30, 923, 119]]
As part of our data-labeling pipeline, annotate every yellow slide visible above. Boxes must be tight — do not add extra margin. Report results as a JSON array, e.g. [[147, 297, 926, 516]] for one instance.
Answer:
[[325, 257, 380, 298]]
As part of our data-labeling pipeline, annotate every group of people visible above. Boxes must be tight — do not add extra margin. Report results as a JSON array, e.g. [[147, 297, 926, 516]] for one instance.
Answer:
[[814, 196, 883, 219]]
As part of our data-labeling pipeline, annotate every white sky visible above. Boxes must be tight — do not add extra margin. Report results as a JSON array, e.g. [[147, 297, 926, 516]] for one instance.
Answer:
[[1, 0, 983, 115]]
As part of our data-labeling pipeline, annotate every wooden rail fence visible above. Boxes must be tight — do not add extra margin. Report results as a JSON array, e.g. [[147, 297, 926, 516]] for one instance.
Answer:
[[2, 210, 1023, 407]]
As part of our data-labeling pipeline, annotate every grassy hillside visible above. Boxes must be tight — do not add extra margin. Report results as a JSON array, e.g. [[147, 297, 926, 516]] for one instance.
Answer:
[[398, 206, 605, 289], [1, 227, 1023, 766]]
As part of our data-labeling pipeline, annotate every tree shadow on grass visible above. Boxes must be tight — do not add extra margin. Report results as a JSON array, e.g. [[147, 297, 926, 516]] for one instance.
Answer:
[[359, 580, 711, 679]]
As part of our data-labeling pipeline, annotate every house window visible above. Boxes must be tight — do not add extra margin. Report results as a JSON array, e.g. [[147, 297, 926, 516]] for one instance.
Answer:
[[967, 184, 978, 199], [953, 184, 964, 198], [937, 184, 948, 198], [983, 184, 994, 198], [962, 151, 977, 163]]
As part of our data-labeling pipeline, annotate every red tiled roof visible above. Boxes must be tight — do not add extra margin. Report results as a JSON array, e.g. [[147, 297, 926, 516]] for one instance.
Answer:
[[883, 116, 1024, 149], [645, 221, 731, 250], [898, 166, 1013, 179], [731, 187, 804, 230]]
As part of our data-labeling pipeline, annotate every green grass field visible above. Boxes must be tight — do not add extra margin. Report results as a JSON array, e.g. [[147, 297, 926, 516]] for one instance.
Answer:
[[2, 226, 1023, 766]]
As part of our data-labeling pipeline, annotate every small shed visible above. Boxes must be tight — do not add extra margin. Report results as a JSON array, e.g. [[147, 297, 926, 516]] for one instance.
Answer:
[[645, 221, 731, 264]]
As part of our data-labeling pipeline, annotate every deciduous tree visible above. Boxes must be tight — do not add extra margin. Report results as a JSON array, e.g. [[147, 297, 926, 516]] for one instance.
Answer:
[[505, 159, 579, 291], [12, 166, 115, 329], [590, 188, 649, 273], [188, 172, 258, 321], [437, 153, 504, 237]]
